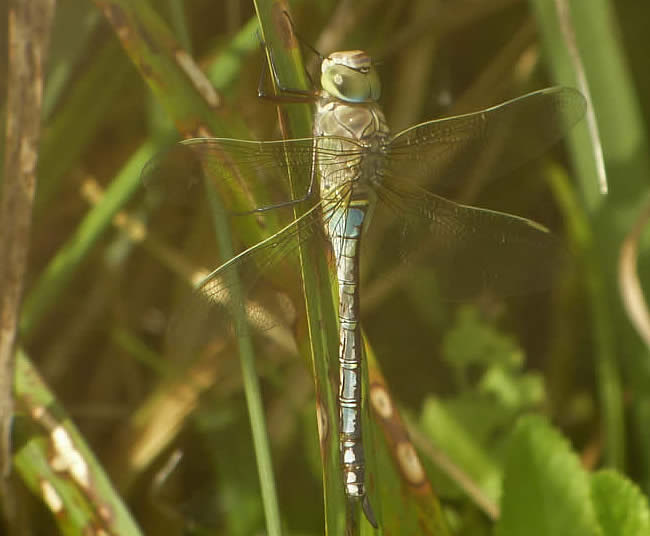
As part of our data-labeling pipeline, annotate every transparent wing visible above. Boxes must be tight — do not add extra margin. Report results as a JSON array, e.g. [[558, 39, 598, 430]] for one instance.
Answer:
[[370, 177, 567, 300], [386, 87, 586, 196], [141, 136, 365, 213], [141, 135, 363, 359], [165, 192, 353, 358]]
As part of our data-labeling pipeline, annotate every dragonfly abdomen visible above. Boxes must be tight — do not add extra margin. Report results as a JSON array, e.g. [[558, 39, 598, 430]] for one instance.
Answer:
[[325, 203, 370, 501]]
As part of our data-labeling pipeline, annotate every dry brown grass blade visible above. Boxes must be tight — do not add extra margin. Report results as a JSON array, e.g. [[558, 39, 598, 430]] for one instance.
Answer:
[[618, 199, 650, 348], [0, 0, 56, 523]]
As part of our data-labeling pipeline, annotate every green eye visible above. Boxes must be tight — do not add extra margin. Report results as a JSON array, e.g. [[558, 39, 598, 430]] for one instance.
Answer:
[[321, 63, 381, 103]]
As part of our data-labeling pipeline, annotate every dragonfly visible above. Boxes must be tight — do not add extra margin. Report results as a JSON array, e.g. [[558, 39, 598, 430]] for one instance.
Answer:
[[143, 49, 585, 527]]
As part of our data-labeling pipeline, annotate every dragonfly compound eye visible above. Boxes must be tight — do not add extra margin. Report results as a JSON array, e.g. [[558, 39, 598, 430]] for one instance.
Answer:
[[321, 62, 381, 103]]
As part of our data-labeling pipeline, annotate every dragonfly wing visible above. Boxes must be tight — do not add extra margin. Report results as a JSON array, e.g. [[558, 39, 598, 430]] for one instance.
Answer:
[[369, 177, 568, 300], [142, 136, 364, 214], [386, 87, 586, 197], [166, 199, 332, 359]]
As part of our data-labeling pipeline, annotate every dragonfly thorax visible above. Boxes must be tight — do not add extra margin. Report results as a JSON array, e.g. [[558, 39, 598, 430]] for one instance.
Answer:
[[314, 94, 390, 202], [320, 50, 381, 103]]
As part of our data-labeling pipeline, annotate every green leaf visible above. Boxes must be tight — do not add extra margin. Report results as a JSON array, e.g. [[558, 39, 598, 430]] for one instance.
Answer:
[[591, 470, 650, 536], [438, 306, 545, 450], [496, 415, 601, 536], [442, 306, 524, 371], [420, 397, 501, 504]]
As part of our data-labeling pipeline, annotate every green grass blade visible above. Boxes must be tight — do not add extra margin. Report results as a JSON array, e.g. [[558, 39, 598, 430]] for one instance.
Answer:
[[365, 338, 452, 535], [21, 142, 153, 337], [531, 0, 650, 471], [205, 182, 283, 536], [14, 349, 142, 535], [95, 3, 291, 532], [17, 11, 265, 529], [253, 1, 347, 533], [37, 39, 138, 210]]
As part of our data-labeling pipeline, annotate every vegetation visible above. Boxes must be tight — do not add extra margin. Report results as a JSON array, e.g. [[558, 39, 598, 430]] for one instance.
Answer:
[[2, 0, 650, 534]]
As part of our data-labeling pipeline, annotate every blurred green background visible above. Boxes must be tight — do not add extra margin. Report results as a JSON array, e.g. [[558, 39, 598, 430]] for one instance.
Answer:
[[2, 0, 650, 534]]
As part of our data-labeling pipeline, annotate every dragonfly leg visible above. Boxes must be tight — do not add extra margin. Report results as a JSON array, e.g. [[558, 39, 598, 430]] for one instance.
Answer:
[[257, 38, 318, 103], [281, 9, 324, 64], [230, 154, 317, 215], [230, 194, 311, 215]]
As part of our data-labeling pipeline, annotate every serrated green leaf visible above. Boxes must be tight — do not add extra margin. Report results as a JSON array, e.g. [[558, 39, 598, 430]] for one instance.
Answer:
[[591, 470, 650, 536], [495, 415, 601, 536]]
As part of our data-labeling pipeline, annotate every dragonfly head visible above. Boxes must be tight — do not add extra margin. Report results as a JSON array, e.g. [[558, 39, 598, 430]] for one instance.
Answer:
[[321, 50, 381, 103]]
